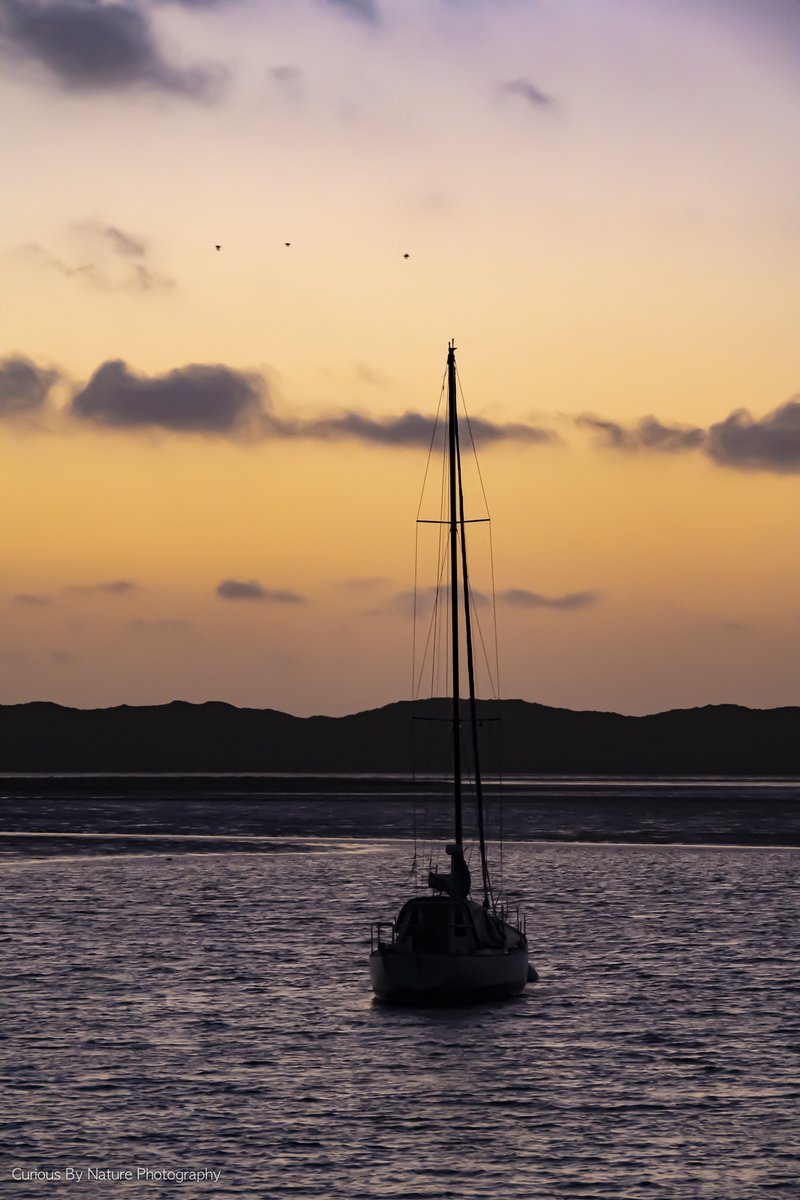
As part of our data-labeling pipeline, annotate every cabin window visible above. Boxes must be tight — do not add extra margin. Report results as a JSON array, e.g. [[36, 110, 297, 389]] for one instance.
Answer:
[[453, 909, 475, 950], [409, 904, 450, 953]]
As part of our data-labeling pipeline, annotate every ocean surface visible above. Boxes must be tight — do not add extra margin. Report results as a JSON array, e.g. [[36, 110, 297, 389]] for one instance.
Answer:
[[2, 778, 799, 1198]]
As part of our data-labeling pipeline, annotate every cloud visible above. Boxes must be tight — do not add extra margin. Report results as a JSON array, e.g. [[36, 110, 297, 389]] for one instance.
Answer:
[[701, 618, 752, 635], [94, 224, 147, 258], [0, 0, 225, 100], [356, 363, 389, 387], [11, 592, 52, 605], [66, 580, 140, 596], [391, 585, 488, 618], [318, 0, 381, 25], [705, 399, 800, 473], [216, 579, 305, 603], [305, 410, 555, 447], [499, 78, 553, 109], [578, 399, 800, 474], [155, 1, 239, 8], [270, 64, 302, 85], [129, 618, 190, 633], [70, 361, 266, 435], [577, 414, 705, 453], [499, 588, 602, 611], [0, 355, 59, 417], [332, 576, 390, 590], [3, 352, 556, 445], [24, 220, 175, 294]]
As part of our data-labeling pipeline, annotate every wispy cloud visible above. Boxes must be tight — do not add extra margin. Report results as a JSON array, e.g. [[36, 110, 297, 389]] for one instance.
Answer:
[[499, 77, 553, 109], [576, 414, 705, 453], [129, 618, 191, 634], [66, 580, 140, 597], [700, 618, 753, 635], [154, 1, 240, 8], [332, 576, 390, 590], [0, 0, 226, 100], [303, 410, 555, 447], [23, 220, 175, 294], [11, 592, 52, 606], [390, 585, 488, 618], [577, 399, 800, 474], [499, 588, 602, 611], [216, 579, 305, 603], [318, 0, 381, 26]]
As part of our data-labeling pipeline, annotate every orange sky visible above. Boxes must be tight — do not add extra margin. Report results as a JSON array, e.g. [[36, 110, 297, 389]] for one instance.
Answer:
[[2, 0, 799, 715]]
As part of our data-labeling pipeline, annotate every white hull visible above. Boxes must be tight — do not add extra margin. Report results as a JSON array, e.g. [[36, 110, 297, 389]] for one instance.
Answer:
[[370, 944, 529, 1002]]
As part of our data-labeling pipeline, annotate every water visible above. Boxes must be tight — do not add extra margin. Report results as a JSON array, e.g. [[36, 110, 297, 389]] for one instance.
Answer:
[[2, 772, 799, 846], [2, 838, 798, 1198]]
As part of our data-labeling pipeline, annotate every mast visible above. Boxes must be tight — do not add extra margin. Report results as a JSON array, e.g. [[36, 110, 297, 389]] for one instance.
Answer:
[[447, 341, 463, 848]]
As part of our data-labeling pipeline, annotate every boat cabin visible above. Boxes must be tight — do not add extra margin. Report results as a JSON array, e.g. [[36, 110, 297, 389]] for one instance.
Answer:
[[392, 896, 508, 955]]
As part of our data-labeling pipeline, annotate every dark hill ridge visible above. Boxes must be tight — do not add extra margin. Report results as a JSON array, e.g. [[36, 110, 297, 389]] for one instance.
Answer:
[[1, 698, 800, 774]]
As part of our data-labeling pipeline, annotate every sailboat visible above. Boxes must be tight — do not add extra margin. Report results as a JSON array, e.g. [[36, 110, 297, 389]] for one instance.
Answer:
[[369, 342, 535, 1003]]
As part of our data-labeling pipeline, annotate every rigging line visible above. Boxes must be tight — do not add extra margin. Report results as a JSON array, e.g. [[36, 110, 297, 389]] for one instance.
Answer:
[[455, 398, 492, 908], [498, 717, 505, 897], [487, 520, 503, 902], [416, 374, 447, 523], [412, 375, 447, 696], [413, 438, 451, 700], [455, 359, 502, 697], [469, 586, 499, 699], [414, 511, 451, 701], [417, 523, 422, 700], [419, 406, 449, 701], [454, 361, 492, 521], [488, 522, 502, 700]]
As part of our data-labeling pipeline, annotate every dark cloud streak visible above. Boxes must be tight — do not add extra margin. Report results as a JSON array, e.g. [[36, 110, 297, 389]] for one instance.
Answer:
[[577, 414, 705, 453], [305, 410, 554, 447], [66, 580, 140, 596], [500, 589, 602, 611], [217, 579, 305, 603], [11, 592, 52, 606], [500, 78, 553, 108]]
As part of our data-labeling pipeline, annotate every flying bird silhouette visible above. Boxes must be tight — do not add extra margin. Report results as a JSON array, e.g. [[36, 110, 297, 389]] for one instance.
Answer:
[[285, 242, 291, 247], [215, 244, 221, 251], [403, 252, 410, 259]]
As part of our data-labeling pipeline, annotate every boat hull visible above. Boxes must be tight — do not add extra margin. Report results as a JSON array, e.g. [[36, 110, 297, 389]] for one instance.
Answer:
[[370, 945, 529, 1003]]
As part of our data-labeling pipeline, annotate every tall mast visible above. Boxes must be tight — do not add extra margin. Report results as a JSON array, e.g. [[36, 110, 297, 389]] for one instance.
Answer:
[[447, 341, 463, 848]]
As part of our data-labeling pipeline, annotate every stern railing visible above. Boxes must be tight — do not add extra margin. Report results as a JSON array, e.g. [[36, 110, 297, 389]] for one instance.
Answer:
[[370, 921, 397, 952]]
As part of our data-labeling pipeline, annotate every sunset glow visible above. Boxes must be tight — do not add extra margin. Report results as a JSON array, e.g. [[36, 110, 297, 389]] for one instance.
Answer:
[[2, 0, 799, 714]]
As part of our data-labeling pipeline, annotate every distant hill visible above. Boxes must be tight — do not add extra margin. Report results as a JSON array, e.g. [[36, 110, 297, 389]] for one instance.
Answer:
[[1, 698, 799, 775]]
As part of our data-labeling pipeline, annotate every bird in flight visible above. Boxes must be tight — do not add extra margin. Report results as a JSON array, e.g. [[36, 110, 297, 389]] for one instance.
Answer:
[[215, 244, 221, 251], [285, 242, 291, 247], [403, 252, 410, 259]]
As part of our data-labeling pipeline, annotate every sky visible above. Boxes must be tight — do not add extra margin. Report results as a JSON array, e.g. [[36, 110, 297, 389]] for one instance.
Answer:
[[1, 0, 799, 717]]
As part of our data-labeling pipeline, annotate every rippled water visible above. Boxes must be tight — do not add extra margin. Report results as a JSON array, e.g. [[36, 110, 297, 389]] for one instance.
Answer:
[[3, 842, 798, 1198]]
